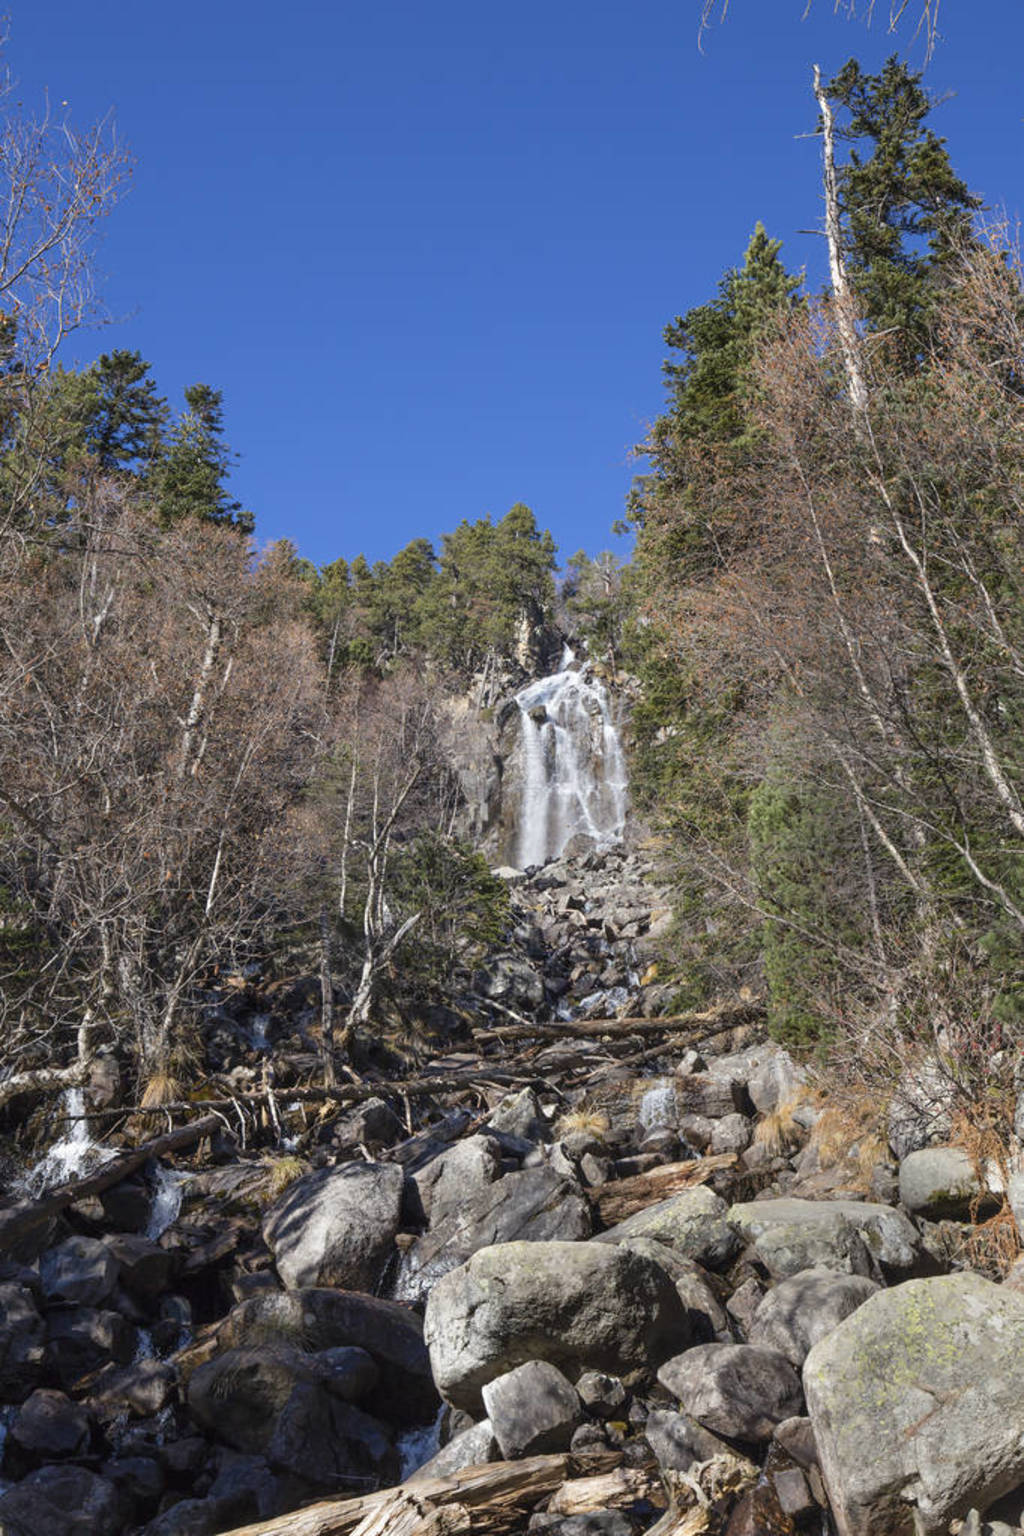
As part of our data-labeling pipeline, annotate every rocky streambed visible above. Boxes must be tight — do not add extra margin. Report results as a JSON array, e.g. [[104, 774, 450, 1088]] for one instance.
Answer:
[[0, 1007, 1021, 1536]]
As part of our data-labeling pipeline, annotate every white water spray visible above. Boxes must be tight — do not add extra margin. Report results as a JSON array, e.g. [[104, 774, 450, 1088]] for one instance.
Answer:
[[514, 652, 627, 868], [19, 1087, 117, 1197]]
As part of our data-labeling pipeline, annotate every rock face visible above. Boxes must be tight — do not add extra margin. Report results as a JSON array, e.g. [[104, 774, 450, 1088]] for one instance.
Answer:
[[423, 1239, 690, 1413], [803, 1273, 1024, 1536], [262, 1162, 404, 1291]]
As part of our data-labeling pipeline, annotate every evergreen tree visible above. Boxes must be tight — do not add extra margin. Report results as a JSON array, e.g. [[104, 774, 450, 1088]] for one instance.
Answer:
[[825, 56, 980, 351], [156, 383, 253, 533], [84, 350, 167, 475]]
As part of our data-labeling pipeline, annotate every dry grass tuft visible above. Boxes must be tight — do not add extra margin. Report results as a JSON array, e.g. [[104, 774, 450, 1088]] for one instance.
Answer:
[[139, 1070, 183, 1109], [753, 1092, 809, 1157], [555, 1106, 611, 1141], [260, 1154, 310, 1203], [960, 1202, 1021, 1280]]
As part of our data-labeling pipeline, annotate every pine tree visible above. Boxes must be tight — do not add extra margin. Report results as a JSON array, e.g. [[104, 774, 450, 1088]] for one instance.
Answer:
[[156, 383, 253, 533], [824, 56, 980, 352], [84, 350, 167, 475]]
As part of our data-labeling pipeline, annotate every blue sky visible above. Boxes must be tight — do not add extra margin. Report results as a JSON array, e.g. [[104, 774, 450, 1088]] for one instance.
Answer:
[[13, 1, 1024, 567]]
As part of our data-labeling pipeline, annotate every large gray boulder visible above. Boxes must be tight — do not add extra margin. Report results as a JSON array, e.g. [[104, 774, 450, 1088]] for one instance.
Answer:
[[728, 1198, 922, 1280], [644, 1409, 734, 1472], [594, 1187, 740, 1271], [40, 1236, 119, 1307], [423, 1240, 690, 1413], [898, 1146, 982, 1220], [397, 1165, 592, 1304], [409, 1419, 499, 1482], [0, 1465, 123, 1536], [747, 1269, 878, 1366], [804, 1273, 1024, 1536], [216, 1288, 436, 1426], [187, 1345, 397, 1488], [657, 1343, 803, 1443], [262, 1162, 404, 1292], [413, 1134, 503, 1225], [482, 1360, 582, 1458]]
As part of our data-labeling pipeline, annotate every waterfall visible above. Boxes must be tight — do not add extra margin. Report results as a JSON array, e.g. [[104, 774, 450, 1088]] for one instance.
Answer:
[[19, 1087, 117, 1197], [514, 651, 628, 869]]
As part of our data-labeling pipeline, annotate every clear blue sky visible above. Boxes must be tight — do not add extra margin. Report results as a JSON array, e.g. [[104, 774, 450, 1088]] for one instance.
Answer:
[[12, 1, 1024, 567]]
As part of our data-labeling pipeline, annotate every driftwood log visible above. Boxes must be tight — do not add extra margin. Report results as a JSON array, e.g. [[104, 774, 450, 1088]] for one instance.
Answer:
[[594, 1153, 737, 1224], [217, 1452, 624, 1536], [0, 1113, 221, 1255]]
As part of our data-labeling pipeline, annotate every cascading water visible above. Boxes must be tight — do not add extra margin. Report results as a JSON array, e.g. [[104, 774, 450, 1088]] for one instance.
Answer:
[[514, 651, 627, 869], [19, 1087, 117, 1197]]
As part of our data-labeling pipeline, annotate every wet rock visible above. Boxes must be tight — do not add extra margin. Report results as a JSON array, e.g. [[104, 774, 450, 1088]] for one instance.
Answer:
[[748, 1269, 879, 1367], [483, 1360, 582, 1458], [423, 1239, 689, 1413], [804, 1273, 1024, 1536], [658, 1343, 803, 1443], [0, 1283, 45, 1402], [262, 1161, 404, 1291], [594, 1186, 740, 1271], [40, 1236, 119, 1307]]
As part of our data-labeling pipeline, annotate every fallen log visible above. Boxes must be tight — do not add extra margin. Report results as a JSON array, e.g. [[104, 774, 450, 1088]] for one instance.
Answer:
[[545, 1464, 663, 1516], [474, 1000, 764, 1044], [594, 1153, 737, 1224], [0, 1113, 221, 1256], [216, 1452, 623, 1536], [349, 1495, 472, 1536]]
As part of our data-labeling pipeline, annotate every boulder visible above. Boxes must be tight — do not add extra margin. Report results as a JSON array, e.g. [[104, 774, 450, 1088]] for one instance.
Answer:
[[413, 1135, 503, 1225], [39, 1236, 119, 1307], [5, 1389, 92, 1472], [710, 1113, 753, 1156], [658, 1343, 803, 1443], [643, 1409, 734, 1471], [215, 1288, 436, 1426], [87, 1359, 177, 1418], [423, 1240, 690, 1413], [313, 1346, 379, 1402], [594, 1186, 739, 1271], [187, 1345, 397, 1487], [0, 1465, 123, 1536], [804, 1273, 1024, 1536], [488, 1087, 550, 1143], [409, 1419, 499, 1482], [728, 1198, 922, 1280], [104, 1234, 177, 1301], [0, 1283, 45, 1402], [397, 1165, 592, 1303], [262, 1161, 404, 1292], [898, 1146, 983, 1220], [674, 1074, 747, 1119], [45, 1308, 138, 1387], [575, 1372, 626, 1418], [748, 1269, 879, 1367], [473, 955, 545, 1012], [482, 1360, 582, 1458]]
